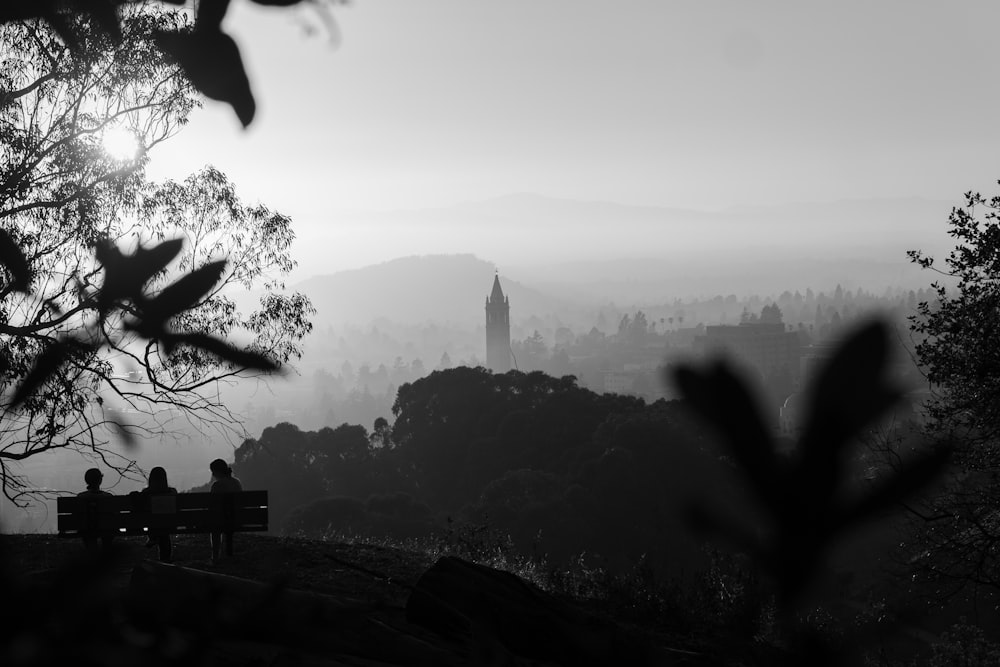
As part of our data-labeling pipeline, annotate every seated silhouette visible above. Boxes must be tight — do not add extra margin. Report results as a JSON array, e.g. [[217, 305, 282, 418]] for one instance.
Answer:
[[131, 466, 177, 563], [77, 468, 113, 552]]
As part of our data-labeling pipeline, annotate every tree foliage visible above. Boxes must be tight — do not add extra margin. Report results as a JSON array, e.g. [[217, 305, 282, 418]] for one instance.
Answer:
[[909, 190, 1000, 445], [759, 303, 783, 324], [244, 368, 727, 575], [391, 368, 639, 509], [905, 188, 1000, 599], [0, 11, 313, 501], [0, 0, 347, 129]]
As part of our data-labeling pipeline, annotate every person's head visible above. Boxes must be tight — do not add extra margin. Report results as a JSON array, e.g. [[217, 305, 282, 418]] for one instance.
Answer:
[[210, 459, 231, 478], [84, 468, 103, 488], [147, 466, 169, 491]]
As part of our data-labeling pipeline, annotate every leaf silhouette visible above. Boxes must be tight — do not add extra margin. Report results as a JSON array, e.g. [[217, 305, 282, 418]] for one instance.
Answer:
[[673, 362, 779, 507], [673, 319, 948, 610], [171, 332, 278, 371], [77, 0, 122, 40], [133, 238, 185, 285], [0, 229, 31, 292], [798, 320, 902, 501], [144, 259, 227, 324], [196, 0, 231, 30], [93, 239, 131, 313], [12, 339, 94, 408], [0, 4, 48, 21], [154, 28, 255, 127], [801, 320, 901, 447], [92, 237, 123, 268], [108, 417, 139, 449], [94, 238, 184, 310], [40, 9, 81, 51]]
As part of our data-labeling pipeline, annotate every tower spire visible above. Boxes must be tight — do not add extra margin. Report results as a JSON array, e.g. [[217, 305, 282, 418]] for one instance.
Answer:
[[489, 272, 505, 303], [485, 273, 511, 372]]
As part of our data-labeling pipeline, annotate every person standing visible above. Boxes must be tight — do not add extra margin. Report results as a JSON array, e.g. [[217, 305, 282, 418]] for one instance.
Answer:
[[77, 468, 113, 552], [209, 458, 242, 563]]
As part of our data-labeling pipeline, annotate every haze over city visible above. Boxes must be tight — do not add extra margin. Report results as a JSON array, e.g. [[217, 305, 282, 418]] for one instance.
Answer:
[[143, 0, 1000, 281]]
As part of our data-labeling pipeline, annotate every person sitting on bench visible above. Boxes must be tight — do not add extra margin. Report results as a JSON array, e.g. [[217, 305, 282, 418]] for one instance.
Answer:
[[77, 468, 113, 552], [137, 466, 177, 563]]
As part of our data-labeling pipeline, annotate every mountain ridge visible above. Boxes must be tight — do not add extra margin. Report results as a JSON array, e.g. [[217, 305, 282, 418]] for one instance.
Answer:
[[293, 192, 956, 280], [295, 254, 571, 327], [293, 251, 935, 327]]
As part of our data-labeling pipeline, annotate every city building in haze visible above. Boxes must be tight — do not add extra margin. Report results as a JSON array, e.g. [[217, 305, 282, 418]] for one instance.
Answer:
[[485, 273, 512, 373], [695, 321, 801, 383], [694, 321, 802, 428]]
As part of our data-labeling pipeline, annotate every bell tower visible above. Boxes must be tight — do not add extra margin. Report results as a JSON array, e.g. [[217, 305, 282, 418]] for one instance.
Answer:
[[485, 272, 511, 373]]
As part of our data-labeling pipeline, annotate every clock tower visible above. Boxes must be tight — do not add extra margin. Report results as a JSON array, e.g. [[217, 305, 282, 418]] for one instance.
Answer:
[[485, 273, 511, 372]]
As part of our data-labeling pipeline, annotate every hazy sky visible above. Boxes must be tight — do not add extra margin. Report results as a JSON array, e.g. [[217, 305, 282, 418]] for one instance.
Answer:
[[145, 1, 1000, 276]]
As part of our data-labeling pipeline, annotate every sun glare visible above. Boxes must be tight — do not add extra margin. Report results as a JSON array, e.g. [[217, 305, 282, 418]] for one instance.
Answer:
[[101, 127, 141, 161]]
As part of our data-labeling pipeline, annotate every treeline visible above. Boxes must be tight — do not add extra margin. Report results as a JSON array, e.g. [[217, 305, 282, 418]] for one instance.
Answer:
[[235, 283, 929, 434], [296, 285, 930, 390], [231, 367, 744, 576]]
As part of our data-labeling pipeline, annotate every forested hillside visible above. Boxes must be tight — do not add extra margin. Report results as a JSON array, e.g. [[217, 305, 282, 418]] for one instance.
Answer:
[[229, 367, 741, 577]]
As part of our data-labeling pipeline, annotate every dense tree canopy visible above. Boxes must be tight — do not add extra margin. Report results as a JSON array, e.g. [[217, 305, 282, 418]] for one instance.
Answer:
[[906, 188, 1000, 598], [233, 367, 733, 575], [391, 367, 644, 508], [0, 11, 313, 500], [909, 191, 1000, 446]]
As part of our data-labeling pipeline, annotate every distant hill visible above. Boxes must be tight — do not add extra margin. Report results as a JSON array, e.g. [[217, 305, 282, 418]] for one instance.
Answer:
[[511, 256, 933, 303], [295, 254, 574, 327], [293, 193, 956, 299]]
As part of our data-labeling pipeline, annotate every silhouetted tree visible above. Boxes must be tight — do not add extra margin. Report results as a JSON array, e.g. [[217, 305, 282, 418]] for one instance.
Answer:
[[906, 187, 1000, 598], [0, 1, 348, 128], [760, 303, 783, 324], [0, 13, 312, 500], [370, 416, 393, 449], [391, 368, 639, 509], [316, 423, 374, 499], [235, 422, 326, 530], [524, 330, 547, 358], [617, 313, 631, 336]]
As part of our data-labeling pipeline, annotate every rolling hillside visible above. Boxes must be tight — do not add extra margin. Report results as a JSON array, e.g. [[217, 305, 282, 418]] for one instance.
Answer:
[[295, 254, 574, 328]]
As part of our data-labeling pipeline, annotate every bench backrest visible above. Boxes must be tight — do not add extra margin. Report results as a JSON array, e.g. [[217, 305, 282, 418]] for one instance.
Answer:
[[57, 491, 268, 537]]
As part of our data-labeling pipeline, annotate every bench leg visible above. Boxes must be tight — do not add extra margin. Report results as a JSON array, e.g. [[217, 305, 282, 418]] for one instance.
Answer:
[[211, 531, 235, 561], [155, 534, 172, 563]]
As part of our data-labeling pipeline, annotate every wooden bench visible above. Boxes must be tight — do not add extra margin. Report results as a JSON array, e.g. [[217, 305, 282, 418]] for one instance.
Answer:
[[56, 491, 268, 538]]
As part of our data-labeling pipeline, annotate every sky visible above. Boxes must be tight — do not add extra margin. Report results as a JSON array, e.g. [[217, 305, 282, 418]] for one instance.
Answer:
[[144, 0, 1000, 278]]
